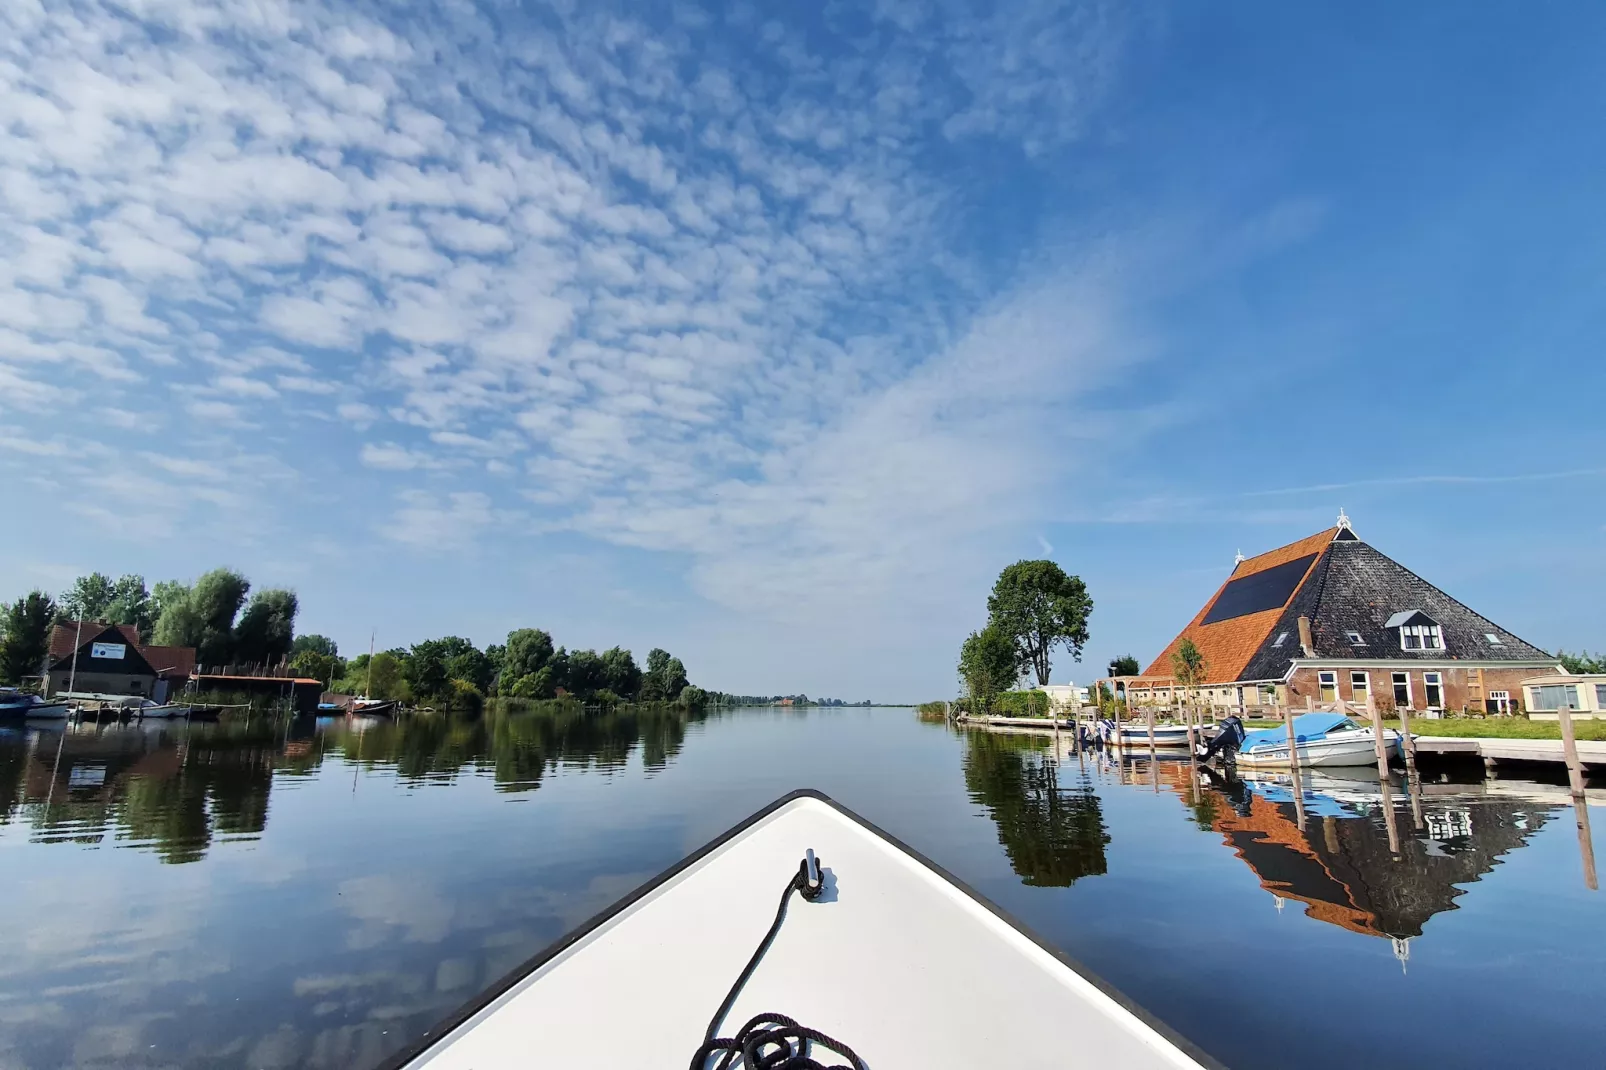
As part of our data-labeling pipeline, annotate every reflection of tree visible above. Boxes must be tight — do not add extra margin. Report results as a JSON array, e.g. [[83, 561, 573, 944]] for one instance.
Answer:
[[1, 701, 704, 861], [963, 731, 1109, 887]]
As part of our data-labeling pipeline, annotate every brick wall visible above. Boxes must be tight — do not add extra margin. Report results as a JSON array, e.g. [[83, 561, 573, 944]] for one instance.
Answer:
[[1287, 665, 1544, 714]]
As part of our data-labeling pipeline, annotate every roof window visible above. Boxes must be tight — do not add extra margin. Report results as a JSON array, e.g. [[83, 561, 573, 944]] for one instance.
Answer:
[[1484, 633, 1503, 646], [1345, 631, 1365, 646], [1271, 631, 1289, 648]]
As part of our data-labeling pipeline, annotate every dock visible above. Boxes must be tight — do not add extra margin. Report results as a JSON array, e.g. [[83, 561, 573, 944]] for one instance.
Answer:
[[1414, 735, 1606, 770]]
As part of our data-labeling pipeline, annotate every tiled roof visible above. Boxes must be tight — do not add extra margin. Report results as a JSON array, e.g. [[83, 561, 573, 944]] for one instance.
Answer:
[[49, 622, 140, 659], [1143, 528, 1336, 686], [1238, 538, 1556, 681], [141, 645, 197, 680]]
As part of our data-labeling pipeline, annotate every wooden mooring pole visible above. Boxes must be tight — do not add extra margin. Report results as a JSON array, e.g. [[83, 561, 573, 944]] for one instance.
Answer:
[[1282, 704, 1307, 831], [1574, 793, 1598, 892], [1559, 704, 1587, 798]]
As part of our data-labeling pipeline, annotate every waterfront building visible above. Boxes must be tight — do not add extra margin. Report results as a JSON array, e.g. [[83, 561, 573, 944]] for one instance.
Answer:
[[45, 622, 197, 702], [1521, 672, 1606, 719], [1129, 514, 1560, 716]]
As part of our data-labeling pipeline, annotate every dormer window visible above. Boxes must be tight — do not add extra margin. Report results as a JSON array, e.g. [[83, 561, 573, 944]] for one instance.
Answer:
[[1400, 623, 1442, 650], [1385, 610, 1443, 652]]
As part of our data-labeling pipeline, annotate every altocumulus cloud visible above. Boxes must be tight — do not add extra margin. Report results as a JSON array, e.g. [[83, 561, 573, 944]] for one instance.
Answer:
[[1, 0, 1158, 623]]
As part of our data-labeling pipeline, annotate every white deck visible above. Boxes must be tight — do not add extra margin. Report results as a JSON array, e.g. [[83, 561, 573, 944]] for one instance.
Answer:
[[404, 795, 1210, 1070]]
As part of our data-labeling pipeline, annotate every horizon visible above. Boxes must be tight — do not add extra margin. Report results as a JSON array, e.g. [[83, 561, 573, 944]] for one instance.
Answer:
[[3, 2, 1603, 700]]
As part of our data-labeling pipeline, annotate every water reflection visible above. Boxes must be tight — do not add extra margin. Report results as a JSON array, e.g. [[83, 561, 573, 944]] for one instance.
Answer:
[[0, 704, 699, 862], [962, 730, 1109, 886]]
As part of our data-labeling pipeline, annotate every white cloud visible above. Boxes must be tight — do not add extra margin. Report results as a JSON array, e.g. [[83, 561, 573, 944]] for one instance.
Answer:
[[359, 442, 438, 471], [386, 490, 494, 547]]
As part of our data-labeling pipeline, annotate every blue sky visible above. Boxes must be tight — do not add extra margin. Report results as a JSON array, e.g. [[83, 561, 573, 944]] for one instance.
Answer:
[[1, 1, 1602, 699]]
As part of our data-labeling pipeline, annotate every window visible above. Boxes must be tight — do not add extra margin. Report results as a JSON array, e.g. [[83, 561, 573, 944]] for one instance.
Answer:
[[1271, 631, 1289, 648], [1400, 624, 1444, 651], [1487, 690, 1510, 715], [1597, 684, 1606, 708], [1423, 672, 1444, 709], [1350, 672, 1370, 703], [1532, 684, 1579, 711], [1345, 631, 1365, 646], [1484, 633, 1504, 646], [1318, 671, 1338, 703], [1392, 671, 1412, 709]]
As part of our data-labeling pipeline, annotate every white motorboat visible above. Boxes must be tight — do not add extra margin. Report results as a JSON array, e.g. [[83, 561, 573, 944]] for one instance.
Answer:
[[132, 700, 192, 719], [384, 790, 1220, 1070], [1114, 723, 1196, 748], [0, 693, 73, 719], [1235, 713, 1403, 769]]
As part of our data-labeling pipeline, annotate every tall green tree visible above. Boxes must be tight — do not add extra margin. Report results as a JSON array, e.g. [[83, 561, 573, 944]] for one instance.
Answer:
[[60, 572, 115, 621], [406, 637, 492, 699], [1558, 650, 1606, 674], [958, 624, 1018, 713], [1108, 654, 1141, 677], [0, 591, 56, 685], [1170, 639, 1208, 708], [503, 628, 555, 681], [641, 648, 688, 703], [986, 560, 1093, 687], [601, 646, 642, 700], [233, 589, 299, 665], [292, 634, 339, 658], [152, 586, 204, 650], [106, 575, 154, 641], [565, 649, 607, 699], [289, 649, 341, 685]]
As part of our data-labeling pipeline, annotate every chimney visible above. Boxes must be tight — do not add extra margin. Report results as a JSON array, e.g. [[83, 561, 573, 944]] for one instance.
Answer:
[[1297, 615, 1314, 657]]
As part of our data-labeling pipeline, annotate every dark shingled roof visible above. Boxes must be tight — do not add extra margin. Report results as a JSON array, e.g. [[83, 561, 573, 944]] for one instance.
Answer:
[[1237, 536, 1554, 682]]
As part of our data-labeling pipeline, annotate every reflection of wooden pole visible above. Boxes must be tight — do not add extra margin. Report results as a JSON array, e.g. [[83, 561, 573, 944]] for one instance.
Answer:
[[1288, 751, 1308, 832], [1559, 706, 1586, 797], [1323, 814, 1340, 854], [1574, 792, 1598, 892], [1379, 774, 1402, 859], [1398, 704, 1417, 761], [1406, 764, 1425, 830]]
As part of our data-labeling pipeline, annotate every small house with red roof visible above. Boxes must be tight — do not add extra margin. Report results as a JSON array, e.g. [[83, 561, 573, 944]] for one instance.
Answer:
[[1127, 514, 1561, 716], [46, 622, 197, 702]]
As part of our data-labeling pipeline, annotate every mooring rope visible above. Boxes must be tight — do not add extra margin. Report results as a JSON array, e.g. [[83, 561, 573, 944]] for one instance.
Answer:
[[689, 853, 868, 1070]]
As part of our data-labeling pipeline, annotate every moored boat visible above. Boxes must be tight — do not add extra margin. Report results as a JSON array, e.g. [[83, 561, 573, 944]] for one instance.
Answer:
[[1235, 713, 1403, 769], [1, 692, 74, 719], [350, 699, 396, 717], [383, 790, 1220, 1070], [1114, 723, 1196, 748], [132, 700, 192, 719]]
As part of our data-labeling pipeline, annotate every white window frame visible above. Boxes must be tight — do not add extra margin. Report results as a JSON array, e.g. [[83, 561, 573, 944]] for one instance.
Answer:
[[1484, 633, 1504, 646], [1392, 671, 1412, 709], [1271, 631, 1288, 648], [1597, 683, 1606, 708], [1488, 690, 1510, 714], [1399, 623, 1444, 651], [1345, 631, 1365, 646], [1423, 671, 1444, 709], [1350, 671, 1370, 703], [1317, 671, 1338, 703]]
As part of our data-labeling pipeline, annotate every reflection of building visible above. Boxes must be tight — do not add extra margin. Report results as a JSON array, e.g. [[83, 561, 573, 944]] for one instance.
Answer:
[[1200, 773, 1551, 938], [1138, 514, 1559, 715]]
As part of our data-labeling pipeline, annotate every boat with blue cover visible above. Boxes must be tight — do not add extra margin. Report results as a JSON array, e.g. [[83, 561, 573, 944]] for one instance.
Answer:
[[1235, 712, 1403, 769]]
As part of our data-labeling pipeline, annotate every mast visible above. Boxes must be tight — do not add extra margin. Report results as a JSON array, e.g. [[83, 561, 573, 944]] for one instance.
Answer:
[[366, 629, 375, 699], [65, 616, 84, 696]]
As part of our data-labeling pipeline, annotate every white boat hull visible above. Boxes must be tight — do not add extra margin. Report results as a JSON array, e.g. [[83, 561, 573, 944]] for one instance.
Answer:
[[135, 705, 191, 718], [23, 702, 73, 719], [389, 791, 1218, 1070], [1115, 726, 1195, 748], [1237, 729, 1401, 768]]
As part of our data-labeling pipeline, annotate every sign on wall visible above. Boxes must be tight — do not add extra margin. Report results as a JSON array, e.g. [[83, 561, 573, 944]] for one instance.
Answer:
[[90, 642, 127, 660]]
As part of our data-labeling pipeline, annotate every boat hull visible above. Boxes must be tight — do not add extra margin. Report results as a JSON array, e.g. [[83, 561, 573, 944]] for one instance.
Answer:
[[1113, 725, 1196, 748], [1237, 729, 1401, 768], [387, 791, 1218, 1070]]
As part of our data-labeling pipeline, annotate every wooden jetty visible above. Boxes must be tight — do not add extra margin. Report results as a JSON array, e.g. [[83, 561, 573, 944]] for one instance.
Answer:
[[1413, 735, 1606, 770]]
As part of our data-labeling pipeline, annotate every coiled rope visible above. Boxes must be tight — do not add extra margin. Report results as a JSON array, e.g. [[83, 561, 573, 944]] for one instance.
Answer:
[[688, 854, 868, 1070]]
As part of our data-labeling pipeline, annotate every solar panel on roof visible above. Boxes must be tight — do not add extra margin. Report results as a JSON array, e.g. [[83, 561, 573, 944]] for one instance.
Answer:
[[1202, 553, 1317, 625]]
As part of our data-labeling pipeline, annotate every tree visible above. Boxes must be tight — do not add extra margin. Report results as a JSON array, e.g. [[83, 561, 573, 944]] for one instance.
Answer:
[[153, 586, 204, 650], [958, 624, 1018, 713], [290, 649, 340, 685], [986, 561, 1093, 686], [1170, 639, 1208, 709], [59, 572, 115, 622], [1558, 650, 1606, 674], [233, 589, 298, 665], [0, 591, 56, 685], [405, 637, 491, 699], [503, 629, 555, 681], [600, 646, 642, 700], [641, 648, 688, 703], [106, 575, 154, 641], [292, 634, 339, 658], [565, 649, 607, 699], [164, 568, 249, 666], [1108, 654, 1141, 677]]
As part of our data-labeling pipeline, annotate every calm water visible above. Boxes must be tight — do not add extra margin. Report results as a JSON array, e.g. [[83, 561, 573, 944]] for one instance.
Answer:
[[1, 707, 1602, 1068]]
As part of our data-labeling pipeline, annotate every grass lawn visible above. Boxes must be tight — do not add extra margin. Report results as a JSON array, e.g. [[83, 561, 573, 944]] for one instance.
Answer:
[[1381, 717, 1606, 741]]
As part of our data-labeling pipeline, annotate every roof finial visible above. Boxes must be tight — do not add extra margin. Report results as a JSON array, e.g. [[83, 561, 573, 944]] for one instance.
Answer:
[[1233, 549, 1246, 566], [1336, 507, 1352, 532], [1392, 936, 1411, 975]]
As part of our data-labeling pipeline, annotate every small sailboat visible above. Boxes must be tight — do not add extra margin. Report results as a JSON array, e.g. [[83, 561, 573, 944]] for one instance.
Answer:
[[350, 698, 396, 717], [1235, 713, 1402, 769], [382, 790, 1220, 1070]]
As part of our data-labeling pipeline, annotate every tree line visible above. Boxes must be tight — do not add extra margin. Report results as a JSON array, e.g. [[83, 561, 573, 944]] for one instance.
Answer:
[[956, 560, 1092, 713], [0, 569, 299, 683]]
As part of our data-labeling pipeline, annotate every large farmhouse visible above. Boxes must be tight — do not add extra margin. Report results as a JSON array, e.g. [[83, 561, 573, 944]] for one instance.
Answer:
[[1125, 515, 1561, 716]]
